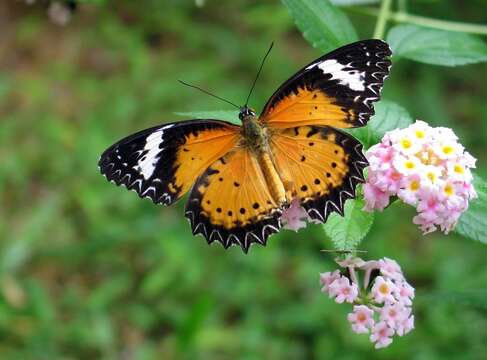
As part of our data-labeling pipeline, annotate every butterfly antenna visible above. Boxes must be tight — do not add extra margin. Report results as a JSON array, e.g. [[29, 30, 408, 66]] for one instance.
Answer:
[[245, 41, 274, 107], [178, 80, 240, 109]]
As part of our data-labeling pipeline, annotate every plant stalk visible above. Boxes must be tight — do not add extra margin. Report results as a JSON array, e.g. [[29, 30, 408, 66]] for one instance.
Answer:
[[373, 0, 393, 39], [350, 6, 487, 36], [398, 0, 407, 13]]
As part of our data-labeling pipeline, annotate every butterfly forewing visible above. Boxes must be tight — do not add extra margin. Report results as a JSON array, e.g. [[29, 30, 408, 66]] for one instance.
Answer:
[[259, 39, 392, 129], [270, 126, 368, 222], [99, 120, 240, 205], [185, 148, 282, 252]]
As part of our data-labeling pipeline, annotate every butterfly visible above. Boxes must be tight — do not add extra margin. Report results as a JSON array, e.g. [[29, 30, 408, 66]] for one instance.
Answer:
[[99, 39, 392, 252]]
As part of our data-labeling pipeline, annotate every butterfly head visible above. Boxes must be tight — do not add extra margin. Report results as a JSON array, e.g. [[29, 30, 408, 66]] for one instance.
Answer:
[[239, 106, 256, 121]]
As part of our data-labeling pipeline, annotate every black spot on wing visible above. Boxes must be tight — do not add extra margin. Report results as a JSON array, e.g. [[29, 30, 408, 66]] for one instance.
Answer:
[[184, 163, 283, 253]]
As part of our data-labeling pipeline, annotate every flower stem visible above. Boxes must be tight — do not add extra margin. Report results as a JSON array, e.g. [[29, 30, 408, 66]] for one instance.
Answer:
[[349, 266, 359, 286], [394, 12, 487, 35], [373, 0, 393, 39], [350, 6, 487, 36]]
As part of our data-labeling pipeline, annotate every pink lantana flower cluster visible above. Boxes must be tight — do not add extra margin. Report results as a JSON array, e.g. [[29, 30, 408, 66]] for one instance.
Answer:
[[364, 120, 477, 234], [320, 257, 415, 349]]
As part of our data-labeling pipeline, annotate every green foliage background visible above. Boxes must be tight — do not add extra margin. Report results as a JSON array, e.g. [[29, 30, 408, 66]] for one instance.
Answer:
[[0, 0, 487, 359]]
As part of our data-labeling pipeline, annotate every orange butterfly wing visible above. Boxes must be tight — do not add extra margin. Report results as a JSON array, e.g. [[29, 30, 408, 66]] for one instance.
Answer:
[[185, 147, 282, 252], [99, 120, 240, 205], [270, 126, 368, 222], [260, 40, 392, 129]]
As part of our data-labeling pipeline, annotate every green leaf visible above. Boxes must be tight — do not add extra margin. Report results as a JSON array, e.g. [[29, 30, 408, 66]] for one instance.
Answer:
[[281, 0, 358, 53], [175, 110, 240, 125], [387, 25, 487, 66], [347, 100, 413, 148], [455, 175, 487, 244], [323, 198, 374, 250]]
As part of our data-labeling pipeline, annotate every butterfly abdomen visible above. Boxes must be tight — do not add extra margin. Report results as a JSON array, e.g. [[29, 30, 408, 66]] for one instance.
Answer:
[[257, 152, 287, 207]]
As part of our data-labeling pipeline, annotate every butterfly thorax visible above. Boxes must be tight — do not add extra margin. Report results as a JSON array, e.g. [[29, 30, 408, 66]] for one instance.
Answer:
[[241, 113, 268, 152], [239, 107, 288, 206]]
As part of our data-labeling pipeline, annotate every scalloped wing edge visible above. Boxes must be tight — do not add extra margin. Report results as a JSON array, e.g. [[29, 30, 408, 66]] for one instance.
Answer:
[[302, 140, 368, 223], [184, 208, 283, 253]]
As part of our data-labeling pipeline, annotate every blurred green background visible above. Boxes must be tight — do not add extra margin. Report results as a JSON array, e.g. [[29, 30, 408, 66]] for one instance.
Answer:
[[1, 0, 487, 359]]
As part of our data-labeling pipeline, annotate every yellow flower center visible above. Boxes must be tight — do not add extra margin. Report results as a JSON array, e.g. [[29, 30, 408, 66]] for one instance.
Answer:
[[357, 313, 366, 322], [415, 130, 425, 139], [405, 161, 416, 170], [454, 164, 464, 174], [379, 283, 389, 295], [444, 184, 454, 196], [442, 145, 454, 155], [427, 172, 437, 182], [401, 138, 412, 149], [410, 180, 420, 191]]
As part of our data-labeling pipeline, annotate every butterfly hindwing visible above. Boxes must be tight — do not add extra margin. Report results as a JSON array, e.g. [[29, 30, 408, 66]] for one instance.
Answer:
[[185, 148, 282, 252], [259, 39, 392, 129], [99, 120, 240, 205], [270, 125, 368, 222]]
